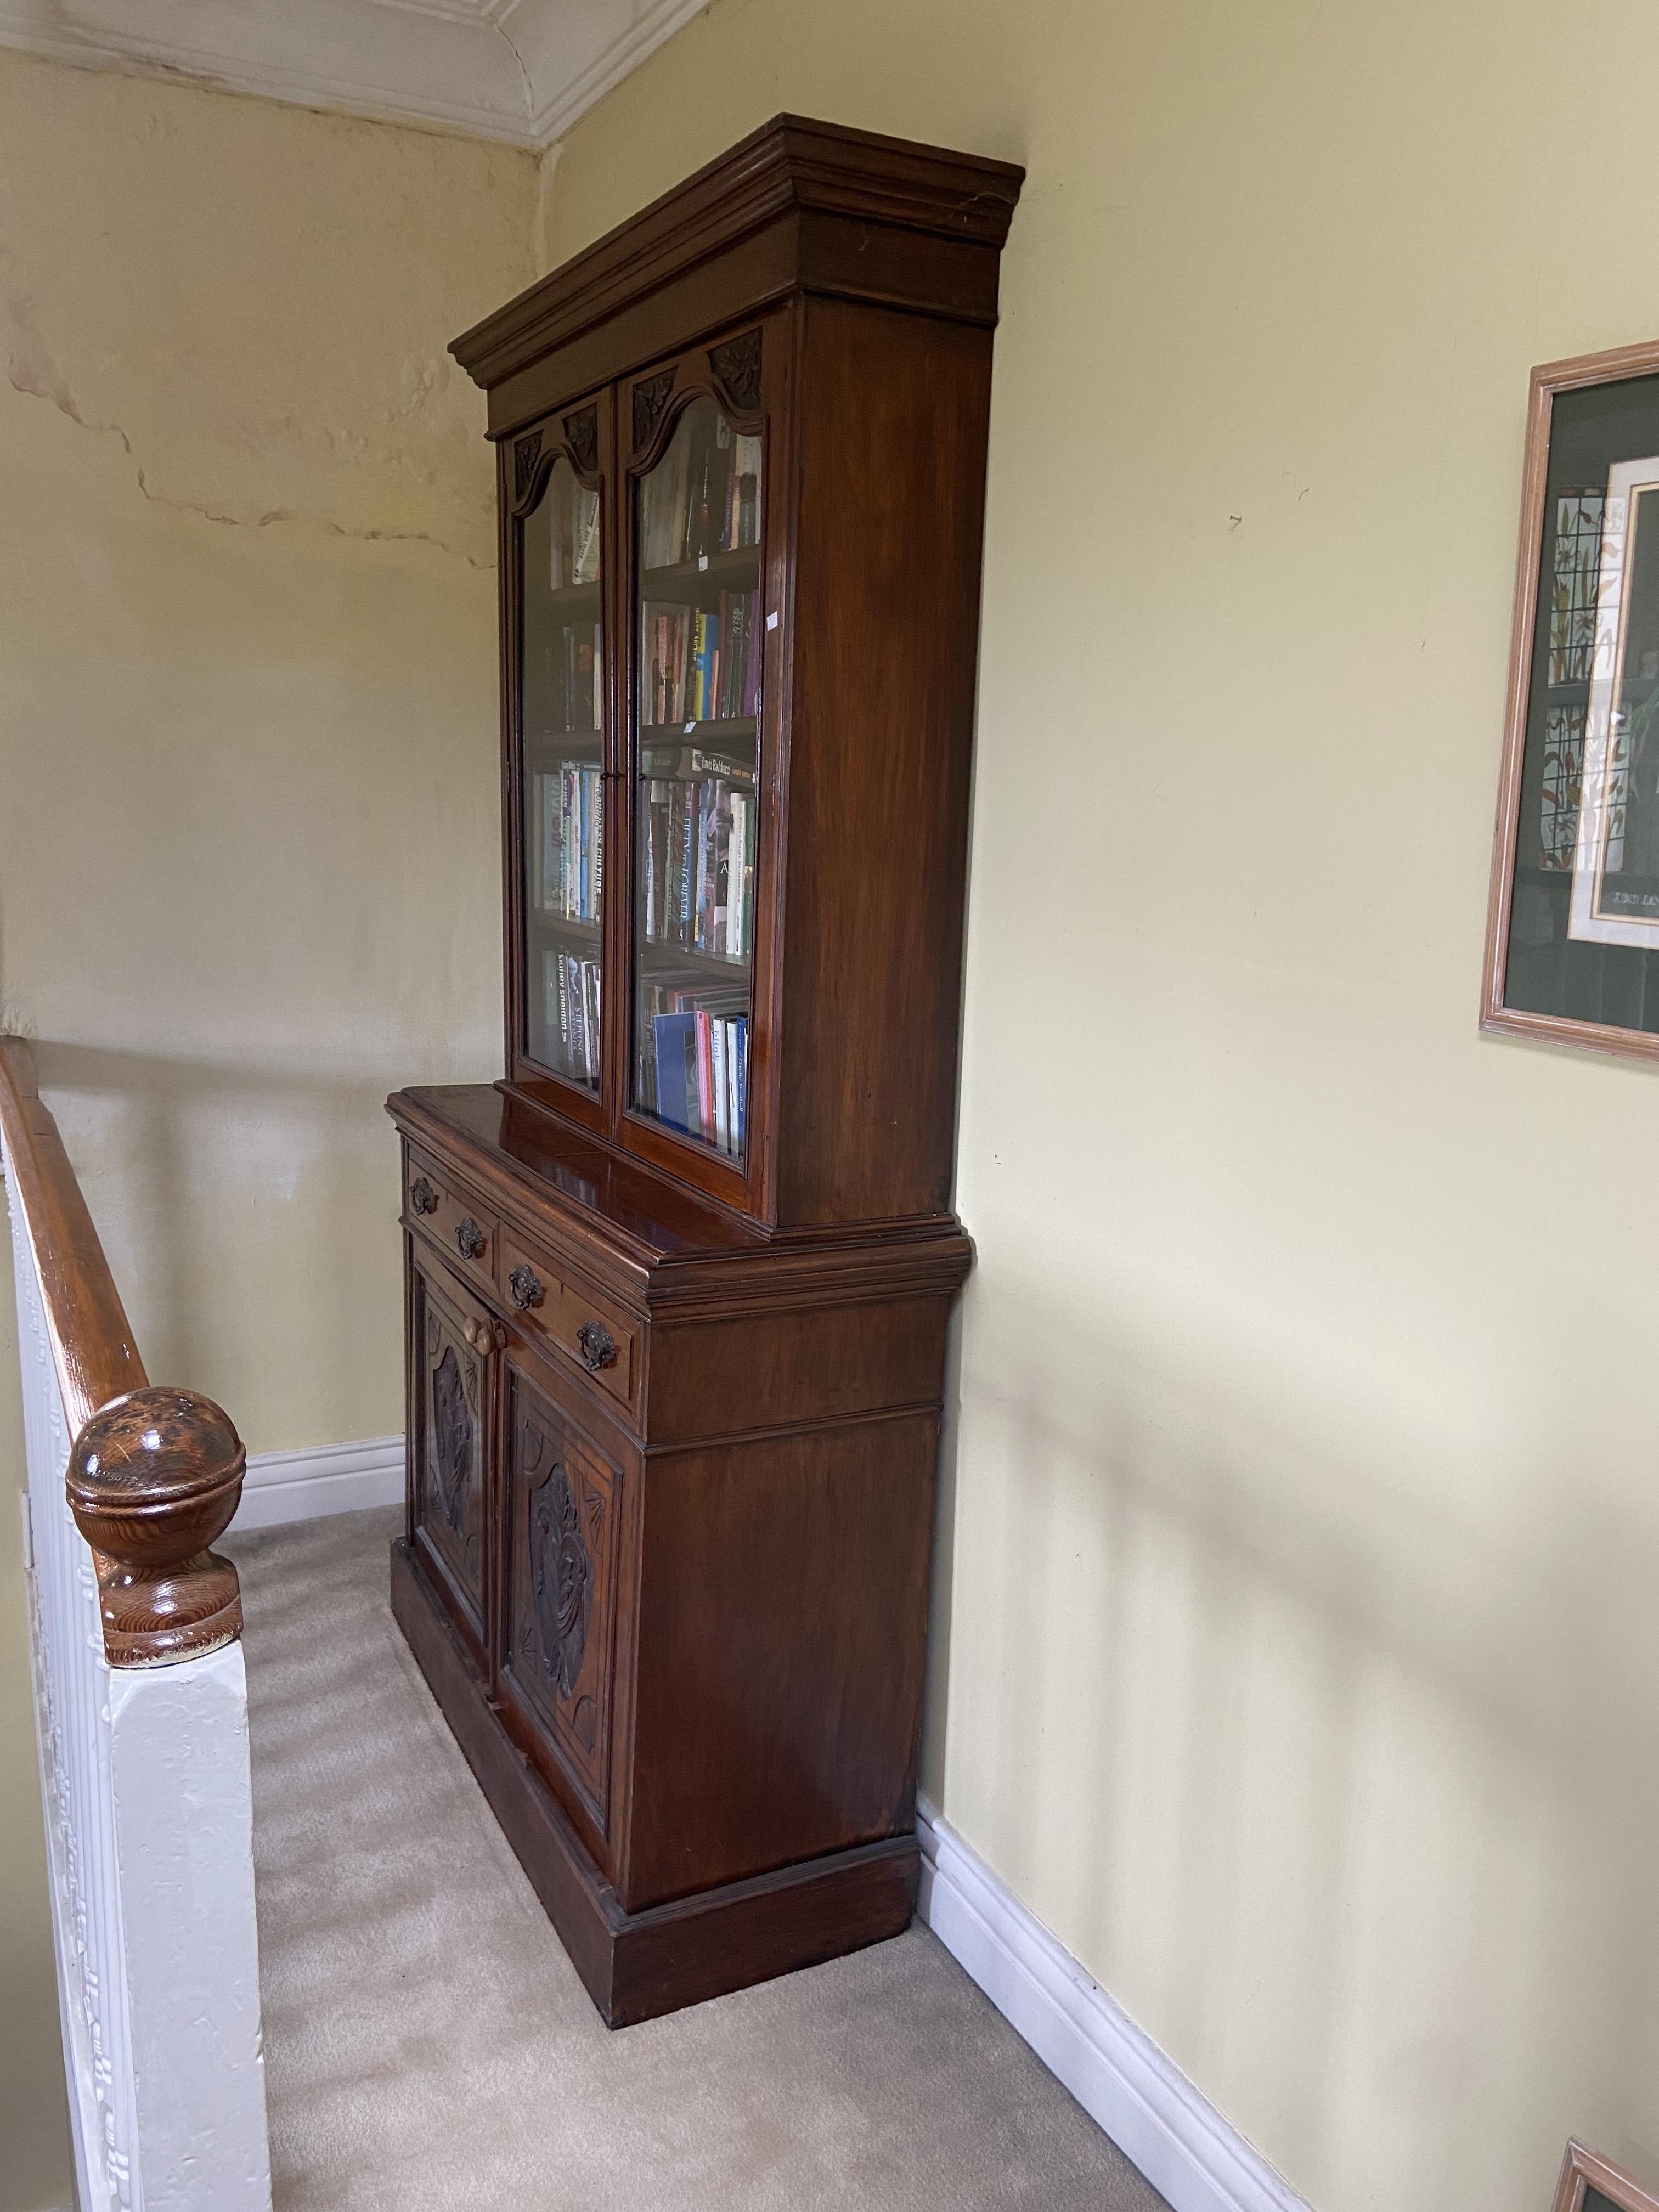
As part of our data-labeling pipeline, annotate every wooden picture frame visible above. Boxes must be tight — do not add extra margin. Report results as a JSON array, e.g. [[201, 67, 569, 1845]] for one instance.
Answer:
[[1482, 336, 1659, 1061], [1551, 2141, 1659, 2212]]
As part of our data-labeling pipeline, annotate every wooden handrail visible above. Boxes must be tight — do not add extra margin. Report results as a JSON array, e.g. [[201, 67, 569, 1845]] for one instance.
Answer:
[[0, 1038, 244, 1666], [0, 1037, 144, 1427]]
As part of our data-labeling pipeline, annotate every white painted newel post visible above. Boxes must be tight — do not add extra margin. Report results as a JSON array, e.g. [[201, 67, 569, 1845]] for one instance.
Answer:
[[5, 1139, 272, 2212]]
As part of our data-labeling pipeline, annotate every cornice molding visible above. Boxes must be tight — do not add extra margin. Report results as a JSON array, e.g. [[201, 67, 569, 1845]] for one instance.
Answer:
[[451, 112, 1027, 390], [0, 0, 713, 150]]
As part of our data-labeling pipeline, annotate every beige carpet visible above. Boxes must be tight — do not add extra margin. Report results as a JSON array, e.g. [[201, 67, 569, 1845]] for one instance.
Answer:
[[225, 1506, 1169, 2212]]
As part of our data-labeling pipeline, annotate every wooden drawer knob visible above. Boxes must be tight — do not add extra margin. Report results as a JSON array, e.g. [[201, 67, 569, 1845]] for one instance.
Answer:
[[463, 1316, 503, 1353], [455, 1217, 487, 1261], [576, 1319, 617, 1373], [409, 1176, 438, 1215]]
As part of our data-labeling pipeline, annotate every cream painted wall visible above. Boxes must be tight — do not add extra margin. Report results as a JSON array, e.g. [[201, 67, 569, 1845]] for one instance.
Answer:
[[544, 6, 1659, 2210], [0, 50, 539, 2208]]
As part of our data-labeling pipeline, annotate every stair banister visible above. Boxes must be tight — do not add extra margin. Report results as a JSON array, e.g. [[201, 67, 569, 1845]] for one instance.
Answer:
[[0, 1036, 272, 2212]]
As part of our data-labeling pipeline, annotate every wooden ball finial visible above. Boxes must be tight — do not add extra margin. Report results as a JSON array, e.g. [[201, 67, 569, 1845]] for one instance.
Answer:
[[66, 1386, 246, 1667]]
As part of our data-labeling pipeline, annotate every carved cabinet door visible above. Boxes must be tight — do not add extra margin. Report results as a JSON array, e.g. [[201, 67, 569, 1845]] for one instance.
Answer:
[[410, 1251, 495, 1663], [498, 1345, 623, 1846]]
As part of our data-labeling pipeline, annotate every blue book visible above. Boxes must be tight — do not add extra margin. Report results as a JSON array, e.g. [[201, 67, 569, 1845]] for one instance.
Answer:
[[653, 1012, 698, 1134], [733, 1016, 747, 1148]]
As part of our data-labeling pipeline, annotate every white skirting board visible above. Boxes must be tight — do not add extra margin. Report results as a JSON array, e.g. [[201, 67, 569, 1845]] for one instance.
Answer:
[[915, 1796, 1311, 2212], [232, 1435, 405, 1530]]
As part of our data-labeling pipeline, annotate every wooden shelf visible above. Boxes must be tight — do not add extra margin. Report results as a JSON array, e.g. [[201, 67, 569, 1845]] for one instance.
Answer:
[[530, 910, 601, 942], [640, 719, 756, 749], [637, 937, 751, 980], [640, 545, 759, 595], [543, 579, 602, 610]]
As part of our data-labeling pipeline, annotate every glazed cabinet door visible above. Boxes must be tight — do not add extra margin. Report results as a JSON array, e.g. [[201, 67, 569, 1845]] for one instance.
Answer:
[[619, 319, 783, 1216], [408, 1249, 498, 1667], [496, 1342, 625, 1854], [503, 392, 613, 1132]]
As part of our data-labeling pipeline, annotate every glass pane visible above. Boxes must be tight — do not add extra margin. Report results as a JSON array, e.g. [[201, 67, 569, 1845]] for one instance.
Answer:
[[631, 393, 761, 1163], [522, 454, 603, 1088]]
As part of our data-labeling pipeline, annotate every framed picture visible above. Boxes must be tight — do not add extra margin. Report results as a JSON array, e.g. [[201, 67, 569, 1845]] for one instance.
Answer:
[[1551, 2141, 1659, 2212], [1482, 338, 1659, 1057]]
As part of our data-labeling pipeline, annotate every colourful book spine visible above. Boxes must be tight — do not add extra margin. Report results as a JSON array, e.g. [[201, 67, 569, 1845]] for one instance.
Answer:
[[710, 1019, 728, 1153], [679, 781, 695, 941], [695, 1010, 713, 1139], [590, 769, 603, 917]]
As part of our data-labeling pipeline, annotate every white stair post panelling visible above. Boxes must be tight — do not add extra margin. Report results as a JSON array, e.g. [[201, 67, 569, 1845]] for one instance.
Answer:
[[5, 1160, 272, 2212]]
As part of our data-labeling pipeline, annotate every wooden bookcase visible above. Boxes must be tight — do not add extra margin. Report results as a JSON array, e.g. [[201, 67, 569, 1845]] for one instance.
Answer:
[[386, 114, 1022, 2024]]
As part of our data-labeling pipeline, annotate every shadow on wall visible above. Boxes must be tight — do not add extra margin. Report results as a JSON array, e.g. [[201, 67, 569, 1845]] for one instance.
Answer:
[[943, 1275, 1659, 2207], [19, 1038, 411, 1449]]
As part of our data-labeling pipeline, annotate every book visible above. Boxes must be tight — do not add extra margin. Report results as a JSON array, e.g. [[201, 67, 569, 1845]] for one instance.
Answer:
[[638, 767, 753, 957], [545, 951, 601, 1087], [582, 960, 601, 1084], [535, 773, 560, 910], [730, 1017, 752, 1159], [652, 1011, 698, 1133], [726, 792, 746, 958], [641, 410, 763, 577], [572, 487, 600, 586], [711, 1019, 729, 1152]]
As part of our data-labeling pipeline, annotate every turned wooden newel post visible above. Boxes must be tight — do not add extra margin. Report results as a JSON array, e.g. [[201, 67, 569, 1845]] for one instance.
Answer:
[[66, 1385, 246, 1667]]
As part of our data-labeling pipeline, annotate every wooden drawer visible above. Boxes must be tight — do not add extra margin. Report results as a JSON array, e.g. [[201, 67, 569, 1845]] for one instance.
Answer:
[[500, 1229, 637, 1412], [405, 1147, 499, 1296]]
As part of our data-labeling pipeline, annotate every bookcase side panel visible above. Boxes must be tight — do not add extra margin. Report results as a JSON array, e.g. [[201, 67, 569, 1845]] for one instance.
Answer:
[[774, 298, 994, 1227], [621, 1410, 940, 1912]]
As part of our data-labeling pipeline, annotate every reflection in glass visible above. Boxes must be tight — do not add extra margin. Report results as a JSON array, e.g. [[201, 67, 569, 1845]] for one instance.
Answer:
[[631, 394, 761, 1160], [522, 454, 603, 1088]]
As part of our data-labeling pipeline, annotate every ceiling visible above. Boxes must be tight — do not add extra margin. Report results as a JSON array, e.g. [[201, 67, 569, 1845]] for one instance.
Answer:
[[0, 0, 709, 148]]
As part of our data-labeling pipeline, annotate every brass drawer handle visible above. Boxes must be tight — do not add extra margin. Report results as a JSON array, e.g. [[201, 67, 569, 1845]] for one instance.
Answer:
[[409, 1176, 438, 1216], [508, 1265, 543, 1310], [456, 1217, 486, 1261], [576, 1319, 617, 1372]]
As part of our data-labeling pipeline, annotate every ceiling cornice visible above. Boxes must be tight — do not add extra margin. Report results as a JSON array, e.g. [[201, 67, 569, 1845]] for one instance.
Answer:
[[0, 0, 712, 150]]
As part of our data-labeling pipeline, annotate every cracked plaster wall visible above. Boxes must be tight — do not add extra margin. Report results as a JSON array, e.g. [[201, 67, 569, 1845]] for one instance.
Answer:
[[0, 46, 540, 2204]]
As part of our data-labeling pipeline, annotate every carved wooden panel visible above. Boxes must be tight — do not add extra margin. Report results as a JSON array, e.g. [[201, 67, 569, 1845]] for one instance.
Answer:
[[631, 368, 676, 454], [513, 428, 544, 509], [413, 1259, 487, 1640], [501, 1360, 619, 1832], [708, 327, 762, 412], [562, 404, 600, 477]]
